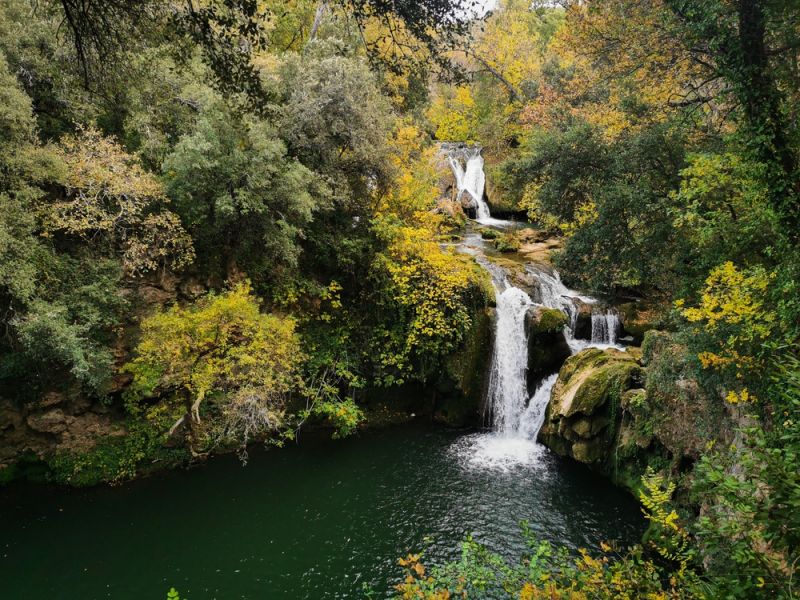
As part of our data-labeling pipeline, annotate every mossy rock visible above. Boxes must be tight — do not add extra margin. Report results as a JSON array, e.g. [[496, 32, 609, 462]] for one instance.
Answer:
[[571, 416, 610, 439], [525, 307, 571, 387], [436, 307, 494, 426], [542, 348, 638, 427], [539, 348, 642, 469], [527, 307, 568, 335], [479, 228, 500, 240], [572, 439, 607, 463]]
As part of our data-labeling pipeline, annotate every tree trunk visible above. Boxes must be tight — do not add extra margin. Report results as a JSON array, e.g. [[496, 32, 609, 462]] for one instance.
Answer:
[[309, 1, 327, 43], [737, 0, 799, 232]]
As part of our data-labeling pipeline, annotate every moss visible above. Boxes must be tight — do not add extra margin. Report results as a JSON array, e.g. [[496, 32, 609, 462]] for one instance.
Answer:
[[439, 307, 493, 426], [494, 233, 520, 253], [47, 421, 188, 487], [617, 301, 666, 341], [479, 228, 500, 240], [568, 362, 638, 417], [531, 308, 568, 334], [572, 439, 607, 463], [557, 348, 610, 385]]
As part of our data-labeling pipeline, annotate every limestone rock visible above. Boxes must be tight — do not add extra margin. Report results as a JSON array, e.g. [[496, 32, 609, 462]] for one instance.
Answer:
[[539, 348, 642, 466], [27, 409, 68, 435], [525, 307, 571, 386]]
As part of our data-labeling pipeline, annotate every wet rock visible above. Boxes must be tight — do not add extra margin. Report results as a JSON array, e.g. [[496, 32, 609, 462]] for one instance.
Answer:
[[517, 229, 550, 244], [525, 307, 571, 388], [526, 307, 568, 335], [571, 300, 594, 340], [438, 307, 494, 426]]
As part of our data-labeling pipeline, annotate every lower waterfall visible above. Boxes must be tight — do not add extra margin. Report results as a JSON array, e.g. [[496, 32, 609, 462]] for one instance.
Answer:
[[454, 252, 626, 471], [486, 287, 534, 435]]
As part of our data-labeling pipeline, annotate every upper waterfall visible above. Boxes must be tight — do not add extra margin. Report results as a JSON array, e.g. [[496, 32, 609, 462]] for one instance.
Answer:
[[443, 144, 494, 223]]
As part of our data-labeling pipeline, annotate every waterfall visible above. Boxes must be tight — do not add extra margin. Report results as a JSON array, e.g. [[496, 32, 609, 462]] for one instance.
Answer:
[[462, 151, 490, 220], [486, 287, 533, 435], [518, 374, 559, 440], [481, 267, 626, 444], [445, 145, 493, 222], [591, 310, 621, 346]]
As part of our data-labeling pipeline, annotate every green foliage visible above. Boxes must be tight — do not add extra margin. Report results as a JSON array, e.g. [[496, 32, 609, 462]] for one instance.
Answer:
[[48, 418, 186, 487], [678, 261, 777, 381], [671, 153, 779, 282], [640, 468, 693, 573], [368, 222, 492, 385], [493, 232, 520, 253], [313, 399, 364, 440], [693, 428, 799, 597], [162, 99, 317, 287], [47, 126, 195, 276], [393, 522, 705, 599]]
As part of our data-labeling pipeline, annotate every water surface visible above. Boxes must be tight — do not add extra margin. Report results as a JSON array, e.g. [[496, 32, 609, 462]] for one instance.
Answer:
[[0, 423, 642, 599]]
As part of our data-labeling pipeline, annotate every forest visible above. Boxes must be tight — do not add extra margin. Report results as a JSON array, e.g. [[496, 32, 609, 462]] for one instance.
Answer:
[[0, 0, 798, 598]]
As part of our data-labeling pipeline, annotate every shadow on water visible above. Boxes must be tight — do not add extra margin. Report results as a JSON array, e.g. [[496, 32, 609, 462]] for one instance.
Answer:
[[0, 423, 643, 599]]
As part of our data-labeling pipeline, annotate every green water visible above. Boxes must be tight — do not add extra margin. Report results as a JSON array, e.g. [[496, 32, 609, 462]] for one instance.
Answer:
[[0, 424, 642, 599]]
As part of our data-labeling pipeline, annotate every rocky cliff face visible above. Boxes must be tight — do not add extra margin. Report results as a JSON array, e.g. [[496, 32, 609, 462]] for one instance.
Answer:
[[0, 391, 126, 478]]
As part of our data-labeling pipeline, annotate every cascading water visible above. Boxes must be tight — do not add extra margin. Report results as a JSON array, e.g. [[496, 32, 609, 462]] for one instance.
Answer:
[[449, 151, 626, 470], [486, 287, 534, 435], [591, 310, 621, 346], [518, 373, 559, 440], [444, 145, 504, 225], [528, 266, 625, 352], [455, 261, 627, 470]]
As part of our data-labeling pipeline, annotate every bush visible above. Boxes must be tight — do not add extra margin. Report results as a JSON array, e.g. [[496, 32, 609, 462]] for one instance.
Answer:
[[494, 232, 520, 253]]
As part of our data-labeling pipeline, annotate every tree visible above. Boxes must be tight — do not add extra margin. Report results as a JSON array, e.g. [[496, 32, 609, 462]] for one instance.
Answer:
[[124, 282, 303, 452], [46, 0, 481, 105], [162, 98, 318, 287], [665, 0, 800, 234], [46, 126, 195, 276]]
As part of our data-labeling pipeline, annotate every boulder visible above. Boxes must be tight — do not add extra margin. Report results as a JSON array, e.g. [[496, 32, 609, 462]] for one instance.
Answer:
[[571, 300, 595, 340], [525, 307, 571, 386], [617, 301, 665, 343], [526, 307, 568, 335], [538, 348, 642, 467]]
